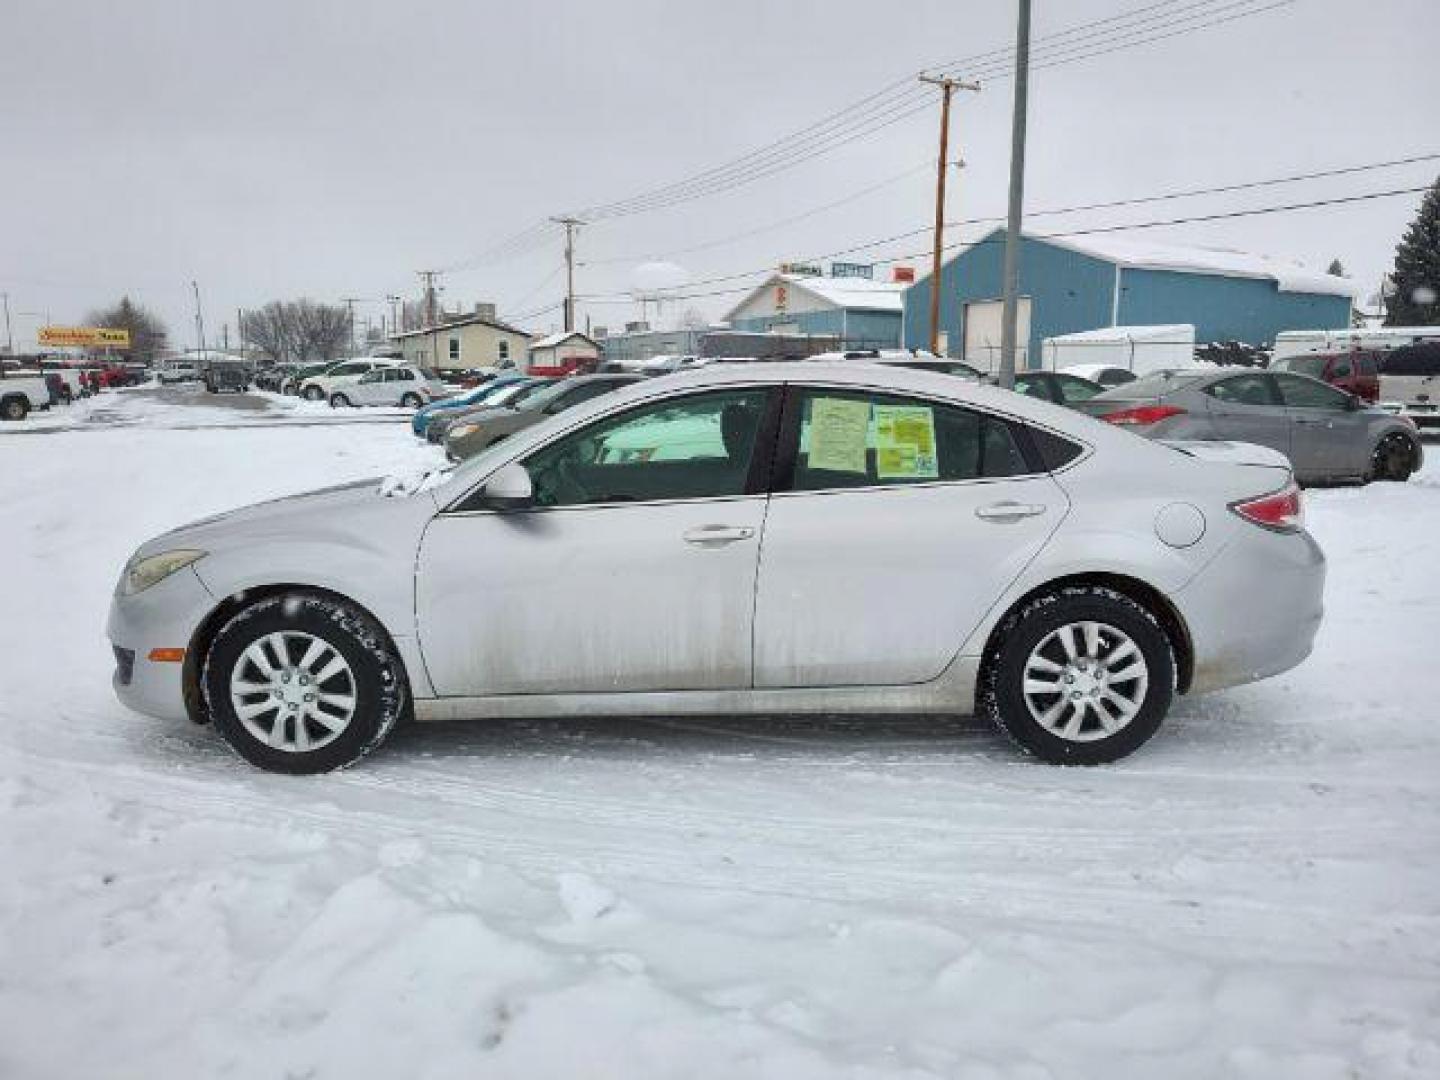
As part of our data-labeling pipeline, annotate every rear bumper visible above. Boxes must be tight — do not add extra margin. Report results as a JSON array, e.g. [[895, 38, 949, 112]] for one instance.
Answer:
[[1172, 527, 1326, 694], [106, 566, 216, 722]]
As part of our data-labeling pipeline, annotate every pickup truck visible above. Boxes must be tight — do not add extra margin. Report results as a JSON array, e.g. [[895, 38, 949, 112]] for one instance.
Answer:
[[1, 374, 53, 421]]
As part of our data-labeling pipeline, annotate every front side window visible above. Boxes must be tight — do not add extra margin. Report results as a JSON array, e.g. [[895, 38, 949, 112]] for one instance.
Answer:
[[788, 389, 1028, 493], [522, 388, 771, 509], [1274, 372, 1349, 409]]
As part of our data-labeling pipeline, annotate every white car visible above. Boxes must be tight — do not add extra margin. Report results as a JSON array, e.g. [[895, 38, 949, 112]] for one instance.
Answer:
[[108, 362, 1325, 774], [1059, 363, 1140, 388], [297, 359, 395, 401], [330, 365, 450, 409], [1, 374, 52, 420]]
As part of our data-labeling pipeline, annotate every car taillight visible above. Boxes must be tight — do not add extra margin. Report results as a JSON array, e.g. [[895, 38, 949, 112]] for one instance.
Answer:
[[1230, 482, 1303, 533], [1101, 405, 1186, 427]]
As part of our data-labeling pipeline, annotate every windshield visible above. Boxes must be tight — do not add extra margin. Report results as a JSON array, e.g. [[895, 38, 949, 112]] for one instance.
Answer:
[[1100, 370, 1208, 397]]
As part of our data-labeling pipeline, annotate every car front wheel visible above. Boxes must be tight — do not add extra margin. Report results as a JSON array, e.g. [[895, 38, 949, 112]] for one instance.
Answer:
[[203, 593, 408, 773], [1370, 432, 1417, 482], [303, 385, 324, 401], [329, 393, 351, 408], [400, 392, 422, 408], [982, 585, 1175, 765]]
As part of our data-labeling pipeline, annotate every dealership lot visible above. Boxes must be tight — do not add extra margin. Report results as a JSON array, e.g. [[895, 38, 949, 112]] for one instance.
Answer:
[[1, 389, 1437, 1077]]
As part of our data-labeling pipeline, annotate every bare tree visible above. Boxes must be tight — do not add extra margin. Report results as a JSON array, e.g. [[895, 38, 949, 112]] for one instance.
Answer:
[[85, 296, 168, 364], [240, 299, 353, 365]]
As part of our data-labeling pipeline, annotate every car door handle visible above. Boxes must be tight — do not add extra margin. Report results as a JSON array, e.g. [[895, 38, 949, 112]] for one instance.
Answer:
[[1293, 417, 1330, 426], [975, 502, 1047, 522], [683, 524, 755, 546]]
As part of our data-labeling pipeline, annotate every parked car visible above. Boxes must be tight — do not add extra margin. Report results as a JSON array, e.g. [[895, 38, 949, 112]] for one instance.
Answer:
[[204, 362, 251, 394], [411, 373, 530, 437], [1059, 363, 1140, 388], [1009, 371, 1106, 407], [1270, 350, 1381, 403], [1, 373, 52, 420], [330, 365, 450, 408], [425, 378, 550, 444], [157, 362, 200, 385], [804, 349, 983, 379], [1376, 342, 1440, 431], [297, 359, 395, 401], [444, 374, 644, 460], [254, 365, 297, 392], [282, 362, 337, 395], [109, 362, 1326, 774], [1077, 369, 1423, 483]]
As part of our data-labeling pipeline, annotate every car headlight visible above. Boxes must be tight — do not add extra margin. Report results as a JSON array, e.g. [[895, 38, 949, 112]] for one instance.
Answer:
[[450, 422, 480, 439], [120, 549, 207, 596]]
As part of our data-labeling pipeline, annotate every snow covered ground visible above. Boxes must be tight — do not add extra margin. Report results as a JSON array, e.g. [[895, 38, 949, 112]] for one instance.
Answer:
[[1, 393, 1437, 1079]]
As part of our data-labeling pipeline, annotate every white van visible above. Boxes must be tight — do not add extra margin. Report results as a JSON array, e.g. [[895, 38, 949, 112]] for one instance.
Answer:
[[1378, 342, 1440, 431]]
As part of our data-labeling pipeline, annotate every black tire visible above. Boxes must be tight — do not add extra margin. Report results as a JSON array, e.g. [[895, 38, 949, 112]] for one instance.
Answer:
[[981, 585, 1175, 765], [303, 385, 324, 401], [400, 392, 422, 408], [202, 593, 408, 774], [1, 396, 29, 421], [329, 393, 351, 408], [1370, 432, 1417, 482]]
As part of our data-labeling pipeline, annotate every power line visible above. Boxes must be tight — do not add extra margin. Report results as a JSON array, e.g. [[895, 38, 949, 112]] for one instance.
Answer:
[[570, 184, 1428, 305], [572, 0, 1293, 223]]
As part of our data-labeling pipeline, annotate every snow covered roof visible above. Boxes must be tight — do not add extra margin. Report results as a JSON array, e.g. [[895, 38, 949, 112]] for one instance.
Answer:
[[724, 273, 905, 320], [1038, 232, 1358, 298], [529, 330, 598, 351], [1046, 324, 1195, 343]]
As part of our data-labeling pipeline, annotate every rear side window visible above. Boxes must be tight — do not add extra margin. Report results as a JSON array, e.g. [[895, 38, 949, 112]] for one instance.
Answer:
[[789, 389, 1029, 492], [1026, 427, 1085, 470]]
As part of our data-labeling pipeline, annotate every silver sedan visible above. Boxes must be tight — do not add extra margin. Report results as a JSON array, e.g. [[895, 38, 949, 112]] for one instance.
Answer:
[[1076, 368, 1423, 483], [108, 363, 1325, 773]]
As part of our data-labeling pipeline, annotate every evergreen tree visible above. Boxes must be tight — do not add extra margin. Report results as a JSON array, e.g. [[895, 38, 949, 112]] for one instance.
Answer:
[[1386, 177, 1440, 325], [85, 296, 169, 364]]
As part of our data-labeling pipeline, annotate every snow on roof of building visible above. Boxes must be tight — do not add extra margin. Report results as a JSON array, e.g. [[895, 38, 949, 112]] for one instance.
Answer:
[[783, 273, 906, 311], [529, 330, 598, 350], [1045, 324, 1196, 343], [1037, 232, 1358, 298]]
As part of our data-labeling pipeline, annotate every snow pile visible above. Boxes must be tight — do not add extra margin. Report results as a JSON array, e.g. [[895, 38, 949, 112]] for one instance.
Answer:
[[1, 391, 1438, 1078]]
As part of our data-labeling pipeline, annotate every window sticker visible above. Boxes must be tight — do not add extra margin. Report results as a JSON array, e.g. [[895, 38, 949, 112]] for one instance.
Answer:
[[807, 397, 870, 474], [874, 405, 938, 479]]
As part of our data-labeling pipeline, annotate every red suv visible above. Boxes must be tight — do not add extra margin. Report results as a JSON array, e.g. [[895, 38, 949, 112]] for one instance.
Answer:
[[1270, 350, 1381, 402]]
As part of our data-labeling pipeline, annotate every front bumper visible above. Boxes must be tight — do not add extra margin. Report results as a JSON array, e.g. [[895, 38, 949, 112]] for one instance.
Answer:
[[106, 565, 216, 722], [1173, 526, 1326, 695]]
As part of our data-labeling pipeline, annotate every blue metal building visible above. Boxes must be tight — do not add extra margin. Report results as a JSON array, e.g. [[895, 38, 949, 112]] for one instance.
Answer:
[[901, 227, 1355, 369], [724, 271, 907, 349]]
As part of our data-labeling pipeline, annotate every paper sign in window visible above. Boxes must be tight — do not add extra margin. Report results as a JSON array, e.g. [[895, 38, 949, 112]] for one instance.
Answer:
[[807, 397, 869, 474], [874, 405, 938, 479]]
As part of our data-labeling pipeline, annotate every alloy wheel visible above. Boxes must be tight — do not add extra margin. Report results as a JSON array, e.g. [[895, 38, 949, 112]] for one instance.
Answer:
[[228, 631, 358, 752], [1021, 620, 1149, 743]]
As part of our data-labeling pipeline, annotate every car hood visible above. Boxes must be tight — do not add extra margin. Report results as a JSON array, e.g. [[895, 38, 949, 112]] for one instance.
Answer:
[[135, 478, 427, 559]]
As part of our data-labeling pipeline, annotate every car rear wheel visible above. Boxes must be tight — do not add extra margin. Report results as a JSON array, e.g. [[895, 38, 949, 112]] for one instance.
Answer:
[[400, 392, 422, 408], [329, 393, 351, 408], [1, 396, 29, 421], [1370, 433, 1416, 482], [203, 594, 407, 774], [982, 586, 1175, 765]]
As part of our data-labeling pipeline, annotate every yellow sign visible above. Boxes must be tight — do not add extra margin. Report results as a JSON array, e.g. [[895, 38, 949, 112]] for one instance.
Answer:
[[38, 326, 131, 348], [874, 405, 938, 479]]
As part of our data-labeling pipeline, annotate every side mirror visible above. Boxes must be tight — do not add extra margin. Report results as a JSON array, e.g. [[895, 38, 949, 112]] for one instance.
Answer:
[[478, 463, 534, 509]]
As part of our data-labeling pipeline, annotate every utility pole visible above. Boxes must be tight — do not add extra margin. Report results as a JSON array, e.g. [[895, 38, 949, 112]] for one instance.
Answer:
[[919, 74, 979, 357], [417, 271, 442, 367], [385, 294, 402, 337], [340, 297, 363, 354], [552, 216, 582, 332], [997, 0, 1032, 388], [1, 293, 12, 356], [191, 280, 206, 356]]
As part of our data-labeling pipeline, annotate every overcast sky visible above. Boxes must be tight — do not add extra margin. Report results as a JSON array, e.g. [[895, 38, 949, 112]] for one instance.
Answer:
[[2, 0, 1436, 350]]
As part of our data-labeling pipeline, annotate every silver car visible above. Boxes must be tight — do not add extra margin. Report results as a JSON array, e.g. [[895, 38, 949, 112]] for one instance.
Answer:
[[1077, 368, 1424, 483], [108, 363, 1325, 773]]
